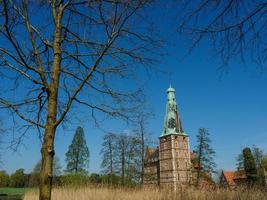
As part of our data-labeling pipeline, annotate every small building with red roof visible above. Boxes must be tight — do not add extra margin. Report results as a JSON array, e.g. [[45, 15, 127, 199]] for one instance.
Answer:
[[219, 170, 247, 190]]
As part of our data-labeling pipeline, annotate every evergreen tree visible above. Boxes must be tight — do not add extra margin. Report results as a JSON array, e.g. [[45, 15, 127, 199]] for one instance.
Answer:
[[236, 153, 244, 171], [195, 128, 216, 186], [243, 147, 258, 184], [65, 127, 90, 174]]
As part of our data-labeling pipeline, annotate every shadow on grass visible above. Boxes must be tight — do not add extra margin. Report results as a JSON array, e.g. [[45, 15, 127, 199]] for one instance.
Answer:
[[0, 195, 22, 200], [0, 188, 29, 200]]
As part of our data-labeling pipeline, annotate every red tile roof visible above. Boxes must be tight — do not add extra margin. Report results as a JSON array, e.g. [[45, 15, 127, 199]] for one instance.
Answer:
[[222, 171, 247, 187], [223, 171, 236, 186]]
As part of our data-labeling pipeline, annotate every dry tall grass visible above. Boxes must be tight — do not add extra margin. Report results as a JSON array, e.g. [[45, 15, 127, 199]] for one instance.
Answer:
[[23, 186, 267, 200]]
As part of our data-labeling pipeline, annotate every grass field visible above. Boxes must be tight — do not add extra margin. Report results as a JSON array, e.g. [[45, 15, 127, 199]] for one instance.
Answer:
[[23, 186, 267, 200], [0, 188, 28, 200]]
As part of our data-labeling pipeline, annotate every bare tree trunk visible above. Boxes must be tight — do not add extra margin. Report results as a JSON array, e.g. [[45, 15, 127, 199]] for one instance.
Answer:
[[121, 139, 125, 186], [108, 140, 113, 184], [75, 143, 80, 174], [39, 122, 56, 200], [140, 119, 145, 184], [39, 4, 62, 199], [196, 134, 203, 187]]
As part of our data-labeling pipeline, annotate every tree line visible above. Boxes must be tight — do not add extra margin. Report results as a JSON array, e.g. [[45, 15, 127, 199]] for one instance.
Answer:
[[0, 168, 122, 188], [0, 126, 90, 187], [5, 124, 267, 189]]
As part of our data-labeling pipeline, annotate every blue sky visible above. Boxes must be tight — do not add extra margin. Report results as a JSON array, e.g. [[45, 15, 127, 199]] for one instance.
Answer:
[[1, 2, 267, 175], [2, 40, 267, 174]]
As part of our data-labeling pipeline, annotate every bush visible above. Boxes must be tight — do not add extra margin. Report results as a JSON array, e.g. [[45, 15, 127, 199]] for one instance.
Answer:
[[9, 169, 25, 188], [59, 174, 89, 186], [89, 173, 102, 184], [0, 170, 9, 187], [100, 174, 121, 186]]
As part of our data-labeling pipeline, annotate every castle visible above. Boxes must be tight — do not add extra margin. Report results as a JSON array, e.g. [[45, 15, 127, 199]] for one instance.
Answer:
[[144, 86, 192, 189]]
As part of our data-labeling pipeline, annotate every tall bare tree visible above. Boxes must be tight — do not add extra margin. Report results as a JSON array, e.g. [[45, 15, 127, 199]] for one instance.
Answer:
[[0, 121, 2, 166], [0, 1, 161, 199], [115, 133, 140, 186], [177, 0, 267, 70], [252, 145, 264, 169], [132, 112, 152, 184], [101, 132, 116, 184]]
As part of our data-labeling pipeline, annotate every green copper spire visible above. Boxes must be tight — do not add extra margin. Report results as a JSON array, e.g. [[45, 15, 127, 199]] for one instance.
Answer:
[[161, 86, 187, 137]]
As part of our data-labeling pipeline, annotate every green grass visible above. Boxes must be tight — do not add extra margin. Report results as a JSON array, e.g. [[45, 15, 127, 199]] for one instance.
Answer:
[[0, 188, 29, 200]]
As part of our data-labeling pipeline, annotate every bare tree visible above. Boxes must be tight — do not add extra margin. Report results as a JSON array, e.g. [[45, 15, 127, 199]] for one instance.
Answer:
[[177, 0, 267, 71], [0, 1, 162, 199], [117, 134, 127, 186], [101, 132, 140, 185], [100, 132, 116, 184], [132, 112, 152, 184], [0, 120, 3, 166], [252, 145, 264, 169], [115, 133, 140, 186]]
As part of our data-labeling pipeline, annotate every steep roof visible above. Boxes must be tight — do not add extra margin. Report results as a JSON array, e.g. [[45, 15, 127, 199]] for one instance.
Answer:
[[223, 171, 236, 186], [222, 171, 247, 187], [161, 86, 186, 137]]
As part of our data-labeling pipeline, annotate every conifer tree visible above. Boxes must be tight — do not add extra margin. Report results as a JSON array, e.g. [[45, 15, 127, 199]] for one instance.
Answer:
[[65, 127, 89, 174], [195, 128, 216, 186], [236, 153, 244, 171], [243, 147, 258, 184]]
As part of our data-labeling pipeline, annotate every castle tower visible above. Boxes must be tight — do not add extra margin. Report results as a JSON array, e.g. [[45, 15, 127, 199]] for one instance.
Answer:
[[159, 86, 191, 189]]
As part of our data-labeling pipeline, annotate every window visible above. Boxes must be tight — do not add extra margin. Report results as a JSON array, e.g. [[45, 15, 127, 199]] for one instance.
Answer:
[[175, 142, 178, 147], [168, 118, 176, 129]]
